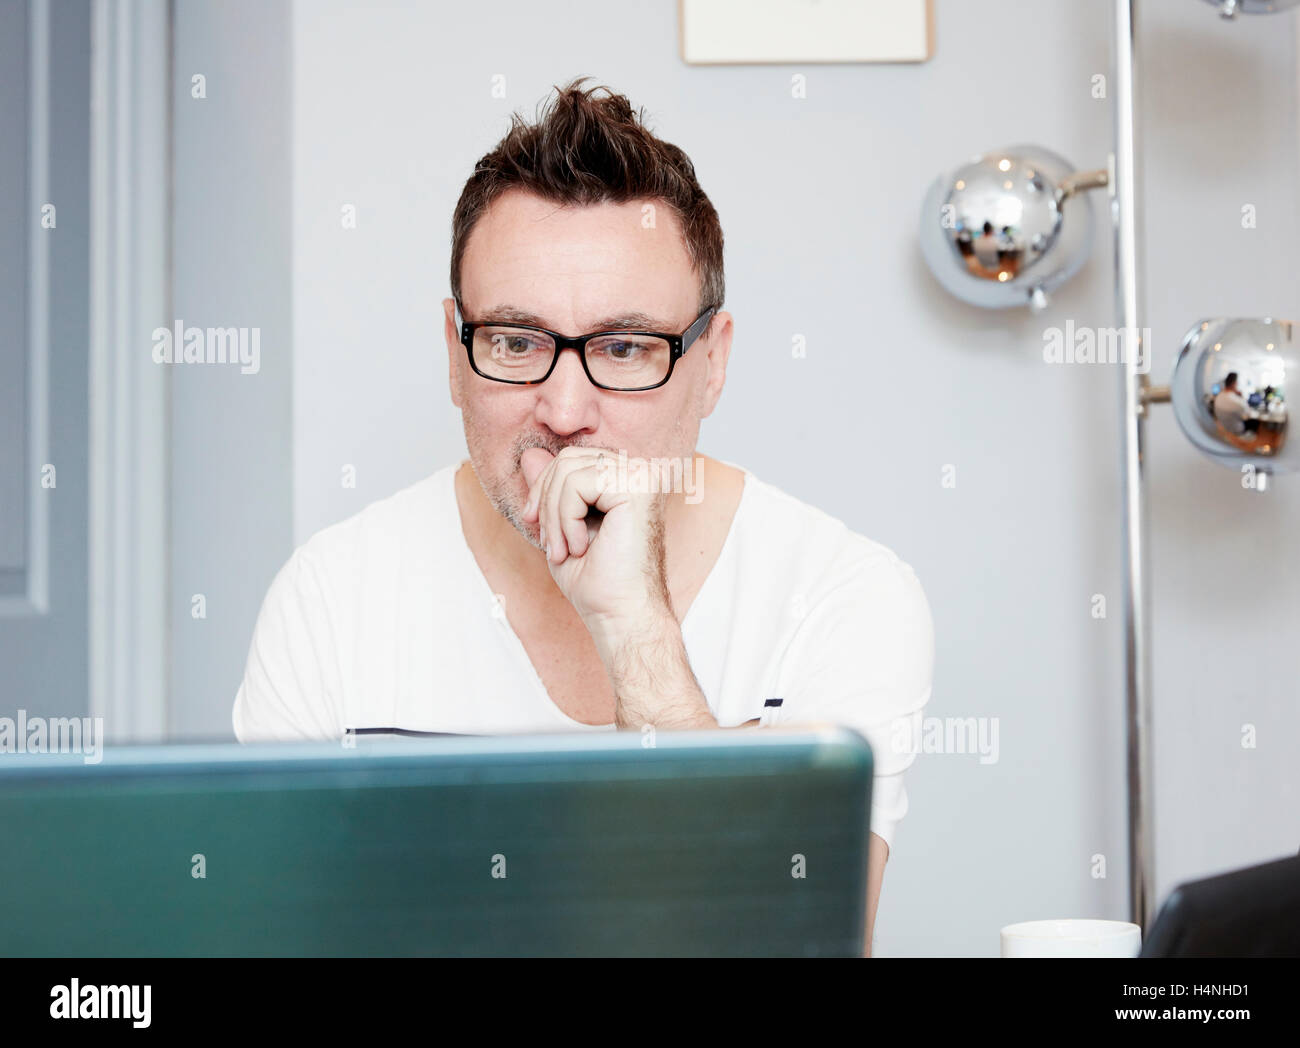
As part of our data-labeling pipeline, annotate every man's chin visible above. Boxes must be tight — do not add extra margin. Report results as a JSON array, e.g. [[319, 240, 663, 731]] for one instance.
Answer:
[[516, 515, 542, 550], [500, 493, 543, 552]]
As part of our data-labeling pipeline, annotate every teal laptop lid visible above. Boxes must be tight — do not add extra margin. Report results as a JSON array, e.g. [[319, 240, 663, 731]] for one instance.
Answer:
[[0, 726, 873, 957]]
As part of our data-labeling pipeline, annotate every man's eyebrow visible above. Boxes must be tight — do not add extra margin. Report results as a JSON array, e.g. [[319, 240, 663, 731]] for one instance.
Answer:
[[476, 305, 679, 333]]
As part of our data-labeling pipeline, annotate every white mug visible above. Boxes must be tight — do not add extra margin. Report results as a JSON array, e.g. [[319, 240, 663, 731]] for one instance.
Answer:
[[1000, 919, 1142, 957]]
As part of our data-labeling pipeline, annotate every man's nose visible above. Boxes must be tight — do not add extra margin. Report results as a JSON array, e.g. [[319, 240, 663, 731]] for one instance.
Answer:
[[534, 346, 601, 433]]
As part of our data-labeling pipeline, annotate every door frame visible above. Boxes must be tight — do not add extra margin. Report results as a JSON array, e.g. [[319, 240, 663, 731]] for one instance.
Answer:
[[87, 0, 171, 742]]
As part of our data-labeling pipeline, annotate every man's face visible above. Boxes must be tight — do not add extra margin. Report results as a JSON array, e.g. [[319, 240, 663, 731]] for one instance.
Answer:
[[444, 188, 731, 548]]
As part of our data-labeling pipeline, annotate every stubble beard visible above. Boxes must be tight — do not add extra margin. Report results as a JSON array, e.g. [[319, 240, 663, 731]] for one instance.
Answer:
[[469, 426, 596, 552], [462, 394, 701, 552]]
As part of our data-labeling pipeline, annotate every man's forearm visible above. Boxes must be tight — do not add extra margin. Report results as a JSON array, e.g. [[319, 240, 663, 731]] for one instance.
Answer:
[[588, 606, 719, 730], [863, 832, 888, 957]]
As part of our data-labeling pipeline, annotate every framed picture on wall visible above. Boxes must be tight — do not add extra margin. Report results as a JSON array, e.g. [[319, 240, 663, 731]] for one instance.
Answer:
[[679, 0, 934, 64]]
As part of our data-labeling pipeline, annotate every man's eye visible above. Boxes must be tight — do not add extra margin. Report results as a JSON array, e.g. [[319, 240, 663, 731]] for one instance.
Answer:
[[493, 334, 544, 354], [596, 341, 643, 360]]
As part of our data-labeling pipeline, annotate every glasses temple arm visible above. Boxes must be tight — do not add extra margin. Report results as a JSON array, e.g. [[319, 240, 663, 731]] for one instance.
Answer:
[[683, 307, 718, 352]]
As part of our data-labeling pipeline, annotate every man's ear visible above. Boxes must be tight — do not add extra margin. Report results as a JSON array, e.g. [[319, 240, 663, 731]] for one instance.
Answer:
[[443, 297, 462, 409], [698, 310, 733, 420]]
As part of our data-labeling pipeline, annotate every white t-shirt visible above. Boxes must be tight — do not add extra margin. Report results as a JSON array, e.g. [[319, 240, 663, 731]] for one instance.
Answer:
[[232, 459, 935, 850], [1213, 389, 1251, 435]]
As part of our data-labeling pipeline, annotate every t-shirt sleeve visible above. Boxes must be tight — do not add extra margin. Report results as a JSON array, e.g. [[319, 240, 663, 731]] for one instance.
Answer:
[[232, 547, 347, 743], [769, 551, 935, 852]]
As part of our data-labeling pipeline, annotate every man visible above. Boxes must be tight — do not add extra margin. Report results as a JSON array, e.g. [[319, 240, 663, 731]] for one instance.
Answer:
[[233, 78, 934, 953], [1212, 371, 1253, 438]]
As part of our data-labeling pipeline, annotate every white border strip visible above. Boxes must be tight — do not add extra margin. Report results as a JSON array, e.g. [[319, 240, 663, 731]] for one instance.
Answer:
[[89, 0, 170, 743]]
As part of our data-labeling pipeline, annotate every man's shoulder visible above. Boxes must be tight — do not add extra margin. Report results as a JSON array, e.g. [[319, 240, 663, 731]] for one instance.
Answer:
[[294, 462, 460, 574], [734, 466, 916, 582]]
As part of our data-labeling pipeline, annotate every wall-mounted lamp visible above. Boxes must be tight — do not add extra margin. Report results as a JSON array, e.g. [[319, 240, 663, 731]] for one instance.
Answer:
[[1166, 318, 1296, 488], [1203, 0, 1300, 20], [919, 145, 1107, 312], [920, 159, 1295, 488]]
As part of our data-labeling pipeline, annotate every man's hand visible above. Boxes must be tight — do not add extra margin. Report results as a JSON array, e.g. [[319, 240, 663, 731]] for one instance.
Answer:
[[520, 445, 714, 729], [521, 445, 672, 641]]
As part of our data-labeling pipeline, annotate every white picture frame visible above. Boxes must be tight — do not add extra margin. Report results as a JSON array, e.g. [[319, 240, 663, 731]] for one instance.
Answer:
[[679, 0, 934, 65]]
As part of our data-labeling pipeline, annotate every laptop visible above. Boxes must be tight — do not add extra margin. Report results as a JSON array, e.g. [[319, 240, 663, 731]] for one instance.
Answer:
[[1140, 852, 1300, 957], [0, 725, 874, 957]]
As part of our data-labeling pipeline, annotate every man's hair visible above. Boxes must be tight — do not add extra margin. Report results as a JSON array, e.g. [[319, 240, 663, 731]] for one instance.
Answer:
[[450, 77, 725, 329]]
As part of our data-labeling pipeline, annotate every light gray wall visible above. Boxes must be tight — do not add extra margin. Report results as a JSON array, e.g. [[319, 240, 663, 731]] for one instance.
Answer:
[[169, 0, 293, 740], [280, 0, 1300, 956], [1140, 1, 1300, 912]]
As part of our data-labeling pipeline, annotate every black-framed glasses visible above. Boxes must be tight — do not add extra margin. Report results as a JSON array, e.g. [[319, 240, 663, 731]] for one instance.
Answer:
[[454, 302, 718, 391]]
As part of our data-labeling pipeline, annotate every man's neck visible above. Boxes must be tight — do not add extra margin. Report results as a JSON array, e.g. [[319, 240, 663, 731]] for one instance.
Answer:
[[454, 459, 551, 595]]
